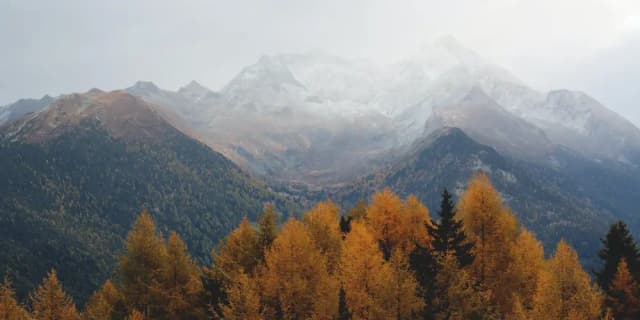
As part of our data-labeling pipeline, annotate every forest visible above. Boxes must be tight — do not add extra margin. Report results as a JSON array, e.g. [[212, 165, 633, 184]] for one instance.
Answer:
[[2, 173, 639, 320]]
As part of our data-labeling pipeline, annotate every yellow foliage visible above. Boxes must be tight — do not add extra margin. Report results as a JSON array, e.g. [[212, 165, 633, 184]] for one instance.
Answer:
[[260, 218, 338, 320], [210, 217, 260, 284], [220, 272, 262, 320], [302, 200, 343, 273], [531, 240, 602, 320], [0, 277, 31, 320], [29, 269, 79, 320], [82, 280, 121, 320], [457, 173, 519, 313], [340, 222, 394, 320]]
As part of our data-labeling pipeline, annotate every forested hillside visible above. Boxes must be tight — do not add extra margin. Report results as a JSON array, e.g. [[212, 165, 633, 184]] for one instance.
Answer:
[[0, 91, 297, 302], [3, 174, 638, 319]]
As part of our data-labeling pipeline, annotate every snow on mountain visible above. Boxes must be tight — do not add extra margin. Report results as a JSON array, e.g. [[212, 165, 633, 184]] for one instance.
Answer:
[[0, 95, 55, 125]]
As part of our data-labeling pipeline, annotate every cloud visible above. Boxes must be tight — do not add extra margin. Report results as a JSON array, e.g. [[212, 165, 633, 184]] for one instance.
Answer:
[[0, 0, 638, 125]]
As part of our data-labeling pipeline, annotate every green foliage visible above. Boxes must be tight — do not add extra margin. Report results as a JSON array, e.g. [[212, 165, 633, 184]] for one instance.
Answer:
[[597, 221, 640, 290], [0, 120, 297, 303]]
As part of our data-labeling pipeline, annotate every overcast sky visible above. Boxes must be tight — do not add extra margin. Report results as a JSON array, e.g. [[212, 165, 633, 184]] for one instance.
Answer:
[[2, 0, 639, 124]]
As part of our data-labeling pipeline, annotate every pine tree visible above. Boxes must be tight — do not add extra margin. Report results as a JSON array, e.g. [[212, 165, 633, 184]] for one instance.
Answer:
[[157, 232, 205, 319], [428, 189, 474, 267], [82, 280, 123, 320], [29, 269, 79, 320], [118, 210, 167, 317], [259, 218, 338, 320], [0, 277, 31, 320], [597, 221, 640, 290], [606, 258, 640, 319], [410, 188, 474, 319]]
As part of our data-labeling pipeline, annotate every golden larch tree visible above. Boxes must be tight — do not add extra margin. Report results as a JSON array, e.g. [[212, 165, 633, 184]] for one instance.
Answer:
[[259, 218, 338, 320], [366, 188, 409, 258], [503, 229, 545, 316], [531, 240, 602, 320], [220, 272, 262, 320], [125, 309, 144, 320], [82, 280, 122, 320], [157, 231, 205, 319], [0, 277, 31, 320], [606, 258, 640, 319], [387, 251, 425, 319], [402, 195, 432, 250], [302, 200, 343, 273], [457, 173, 519, 313], [29, 269, 79, 320], [340, 222, 394, 320], [210, 217, 261, 284], [117, 210, 167, 317]]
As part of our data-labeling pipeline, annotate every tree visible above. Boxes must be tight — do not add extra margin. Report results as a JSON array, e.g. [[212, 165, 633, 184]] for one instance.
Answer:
[[605, 258, 640, 319], [410, 188, 474, 319], [117, 210, 167, 317], [457, 173, 519, 314], [387, 252, 425, 319], [428, 189, 474, 267], [207, 217, 260, 318], [431, 254, 496, 320], [302, 200, 343, 273], [0, 277, 31, 320], [156, 232, 205, 319], [403, 195, 432, 251], [220, 272, 262, 320], [531, 240, 602, 320], [82, 280, 123, 320], [29, 269, 78, 320], [503, 229, 545, 316], [258, 203, 279, 256], [260, 218, 338, 320], [367, 188, 406, 259], [126, 310, 144, 320], [339, 222, 394, 320], [597, 221, 640, 290]]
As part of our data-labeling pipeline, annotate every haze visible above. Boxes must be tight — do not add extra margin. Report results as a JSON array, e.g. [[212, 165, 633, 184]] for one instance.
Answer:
[[2, 0, 640, 124]]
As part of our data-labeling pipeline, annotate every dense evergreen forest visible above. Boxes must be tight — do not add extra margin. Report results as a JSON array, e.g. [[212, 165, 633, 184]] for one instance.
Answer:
[[2, 173, 639, 319]]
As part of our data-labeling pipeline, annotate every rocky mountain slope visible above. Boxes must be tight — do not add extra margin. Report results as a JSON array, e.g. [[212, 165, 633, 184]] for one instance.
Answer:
[[0, 90, 296, 301]]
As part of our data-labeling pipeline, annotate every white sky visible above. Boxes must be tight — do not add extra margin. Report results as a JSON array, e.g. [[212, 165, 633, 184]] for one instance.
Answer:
[[1, 0, 639, 124]]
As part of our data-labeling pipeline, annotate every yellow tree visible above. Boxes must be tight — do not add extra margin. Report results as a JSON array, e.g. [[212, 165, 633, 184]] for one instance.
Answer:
[[432, 254, 494, 320], [387, 252, 425, 319], [606, 258, 640, 319], [260, 218, 338, 320], [82, 280, 122, 320], [0, 277, 31, 320], [209, 217, 260, 283], [156, 232, 205, 319], [367, 188, 408, 258], [302, 200, 343, 273], [117, 210, 168, 316], [457, 173, 518, 313], [220, 272, 262, 320], [258, 203, 278, 254], [403, 195, 432, 250], [503, 229, 545, 316], [29, 269, 79, 320], [531, 240, 602, 320], [125, 309, 144, 320], [340, 222, 393, 320]]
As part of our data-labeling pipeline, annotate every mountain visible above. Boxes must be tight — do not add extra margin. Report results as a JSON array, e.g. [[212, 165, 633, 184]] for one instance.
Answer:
[[327, 127, 616, 267], [0, 90, 296, 302], [0, 94, 55, 125]]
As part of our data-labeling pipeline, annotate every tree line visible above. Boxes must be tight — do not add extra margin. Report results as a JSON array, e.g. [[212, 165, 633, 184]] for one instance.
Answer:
[[1, 173, 640, 319]]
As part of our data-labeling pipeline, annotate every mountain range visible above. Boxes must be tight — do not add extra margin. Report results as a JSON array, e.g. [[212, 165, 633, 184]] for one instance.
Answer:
[[2, 36, 640, 300]]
